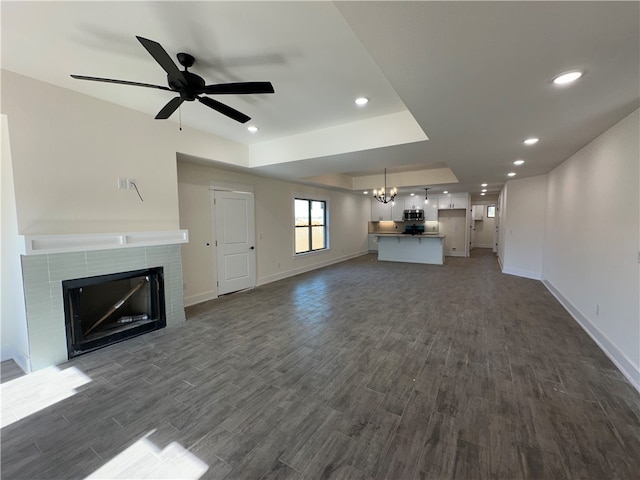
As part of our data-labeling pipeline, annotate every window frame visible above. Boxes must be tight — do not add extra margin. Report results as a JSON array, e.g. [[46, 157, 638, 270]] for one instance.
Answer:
[[294, 197, 329, 255]]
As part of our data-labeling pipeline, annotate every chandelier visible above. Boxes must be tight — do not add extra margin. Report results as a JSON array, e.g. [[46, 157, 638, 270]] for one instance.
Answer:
[[372, 168, 397, 204]]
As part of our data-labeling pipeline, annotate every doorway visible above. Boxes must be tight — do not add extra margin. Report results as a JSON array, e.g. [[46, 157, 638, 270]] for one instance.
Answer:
[[211, 189, 256, 295]]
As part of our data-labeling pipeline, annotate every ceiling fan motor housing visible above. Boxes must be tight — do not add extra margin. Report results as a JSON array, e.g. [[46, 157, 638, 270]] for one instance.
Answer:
[[171, 70, 205, 101]]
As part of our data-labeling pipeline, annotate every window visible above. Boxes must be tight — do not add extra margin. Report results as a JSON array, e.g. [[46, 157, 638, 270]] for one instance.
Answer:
[[487, 205, 496, 218], [294, 198, 327, 254]]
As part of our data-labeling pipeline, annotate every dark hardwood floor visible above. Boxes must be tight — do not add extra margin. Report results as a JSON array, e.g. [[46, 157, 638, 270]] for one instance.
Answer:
[[2, 250, 639, 479]]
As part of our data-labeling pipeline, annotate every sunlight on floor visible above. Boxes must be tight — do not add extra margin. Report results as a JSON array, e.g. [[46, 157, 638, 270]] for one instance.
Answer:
[[0, 366, 91, 429], [85, 430, 209, 479]]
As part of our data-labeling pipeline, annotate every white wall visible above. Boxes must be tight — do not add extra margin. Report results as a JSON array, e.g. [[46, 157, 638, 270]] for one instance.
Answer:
[[177, 160, 370, 306], [500, 175, 547, 279], [543, 109, 639, 389], [1, 70, 248, 235], [1, 115, 30, 372]]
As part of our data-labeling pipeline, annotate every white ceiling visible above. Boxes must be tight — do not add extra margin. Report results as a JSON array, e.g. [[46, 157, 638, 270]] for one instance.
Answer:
[[2, 1, 639, 197]]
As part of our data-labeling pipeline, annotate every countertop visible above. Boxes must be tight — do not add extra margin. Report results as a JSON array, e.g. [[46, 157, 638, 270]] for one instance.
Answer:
[[374, 233, 445, 238]]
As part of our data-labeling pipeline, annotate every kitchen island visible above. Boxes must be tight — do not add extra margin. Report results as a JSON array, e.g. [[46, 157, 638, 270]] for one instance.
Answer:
[[375, 233, 445, 265]]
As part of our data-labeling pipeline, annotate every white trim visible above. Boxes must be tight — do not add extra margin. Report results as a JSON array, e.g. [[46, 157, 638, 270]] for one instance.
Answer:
[[258, 250, 368, 287], [184, 290, 217, 308], [209, 181, 254, 193], [501, 266, 542, 280], [542, 278, 640, 393], [23, 230, 189, 255], [473, 243, 494, 249], [444, 251, 466, 257]]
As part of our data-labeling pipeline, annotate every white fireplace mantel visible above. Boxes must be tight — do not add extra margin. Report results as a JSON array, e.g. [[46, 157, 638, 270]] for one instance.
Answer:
[[23, 230, 189, 255]]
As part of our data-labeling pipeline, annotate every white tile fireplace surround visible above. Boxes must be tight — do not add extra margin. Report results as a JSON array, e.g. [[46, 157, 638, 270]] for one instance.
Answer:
[[20, 232, 187, 371]]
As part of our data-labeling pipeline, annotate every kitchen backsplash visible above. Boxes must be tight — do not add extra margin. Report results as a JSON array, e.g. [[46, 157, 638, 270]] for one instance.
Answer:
[[368, 221, 439, 234]]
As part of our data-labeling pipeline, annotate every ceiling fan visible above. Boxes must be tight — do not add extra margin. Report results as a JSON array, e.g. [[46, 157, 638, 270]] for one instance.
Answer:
[[71, 36, 274, 124]]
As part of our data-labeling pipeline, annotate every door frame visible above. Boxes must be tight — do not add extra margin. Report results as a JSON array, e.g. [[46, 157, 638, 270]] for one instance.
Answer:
[[209, 181, 256, 297]]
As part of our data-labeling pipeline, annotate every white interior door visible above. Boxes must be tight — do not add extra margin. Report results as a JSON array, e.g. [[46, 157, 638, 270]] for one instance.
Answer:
[[213, 190, 256, 295]]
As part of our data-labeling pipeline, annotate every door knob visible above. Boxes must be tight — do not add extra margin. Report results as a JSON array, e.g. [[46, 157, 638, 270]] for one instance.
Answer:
[[250, 246, 255, 250]]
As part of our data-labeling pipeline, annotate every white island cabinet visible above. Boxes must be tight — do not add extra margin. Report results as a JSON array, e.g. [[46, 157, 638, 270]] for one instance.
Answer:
[[376, 234, 445, 265]]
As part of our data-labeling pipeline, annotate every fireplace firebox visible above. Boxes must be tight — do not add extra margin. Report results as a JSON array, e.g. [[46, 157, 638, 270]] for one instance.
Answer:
[[63, 267, 166, 358]]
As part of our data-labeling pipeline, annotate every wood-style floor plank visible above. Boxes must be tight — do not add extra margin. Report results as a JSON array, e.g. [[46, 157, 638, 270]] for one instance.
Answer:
[[2, 249, 639, 479]]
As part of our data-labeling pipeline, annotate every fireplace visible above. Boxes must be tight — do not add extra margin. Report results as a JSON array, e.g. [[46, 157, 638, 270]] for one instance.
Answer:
[[62, 267, 166, 358]]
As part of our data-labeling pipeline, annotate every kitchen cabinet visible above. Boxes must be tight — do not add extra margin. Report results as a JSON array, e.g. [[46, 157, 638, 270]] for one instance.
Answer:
[[391, 200, 404, 221], [423, 201, 438, 221], [404, 195, 421, 210], [371, 199, 392, 221], [402, 195, 438, 221], [472, 205, 484, 221], [438, 194, 469, 210], [376, 234, 445, 265]]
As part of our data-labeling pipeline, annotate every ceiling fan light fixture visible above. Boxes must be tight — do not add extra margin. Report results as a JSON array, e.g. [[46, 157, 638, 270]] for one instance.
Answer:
[[355, 97, 369, 106]]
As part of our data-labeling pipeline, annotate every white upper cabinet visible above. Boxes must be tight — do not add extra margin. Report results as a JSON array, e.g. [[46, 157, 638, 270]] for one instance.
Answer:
[[371, 198, 392, 221], [391, 200, 404, 221], [423, 201, 438, 221], [472, 204, 484, 221], [437, 193, 469, 210], [404, 195, 421, 210]]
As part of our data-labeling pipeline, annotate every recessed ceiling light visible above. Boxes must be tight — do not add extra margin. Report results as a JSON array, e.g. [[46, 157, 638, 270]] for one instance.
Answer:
[[552, 70, 583, 86], [524, 138, 539, 145], [481, 193, 486, 196], [481, 183, 488, 187], [410, 193, 415, 196], [482, 189, 487, 193], [514, 159, 525, 166], [247, 125, 259, 133], [363, 191, 368, 195], [443, 190, 449, 194], [507, 172, 517, 177], [355, 97, 369, 106]]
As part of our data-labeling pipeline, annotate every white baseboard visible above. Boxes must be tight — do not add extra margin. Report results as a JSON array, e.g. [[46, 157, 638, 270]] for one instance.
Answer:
[[257, 250, 369, 287], [184, 290, 217, 307], [445, 251, 466, 257], [472, 243, 493, 249], [184, 251, 370, 307], [501, 265, 542, 280], [542, 278, 640, 394]]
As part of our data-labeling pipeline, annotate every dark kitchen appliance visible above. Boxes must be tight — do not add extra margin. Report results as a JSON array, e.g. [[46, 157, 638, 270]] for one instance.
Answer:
[[403, 224, 425, 235], [403, 209, 425, 221]]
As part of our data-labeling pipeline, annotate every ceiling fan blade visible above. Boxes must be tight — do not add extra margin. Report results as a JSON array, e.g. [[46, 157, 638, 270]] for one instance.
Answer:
[[201, 82, 275, 95], [70, 75, 173, 91], [198, 96, 250, 123], [155, 97, 184, 119], [136, 36, 187, 89]]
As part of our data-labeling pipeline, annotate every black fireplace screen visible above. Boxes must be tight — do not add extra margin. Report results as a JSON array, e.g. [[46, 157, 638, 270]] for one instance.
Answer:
[[63, 267, 166, 358]]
